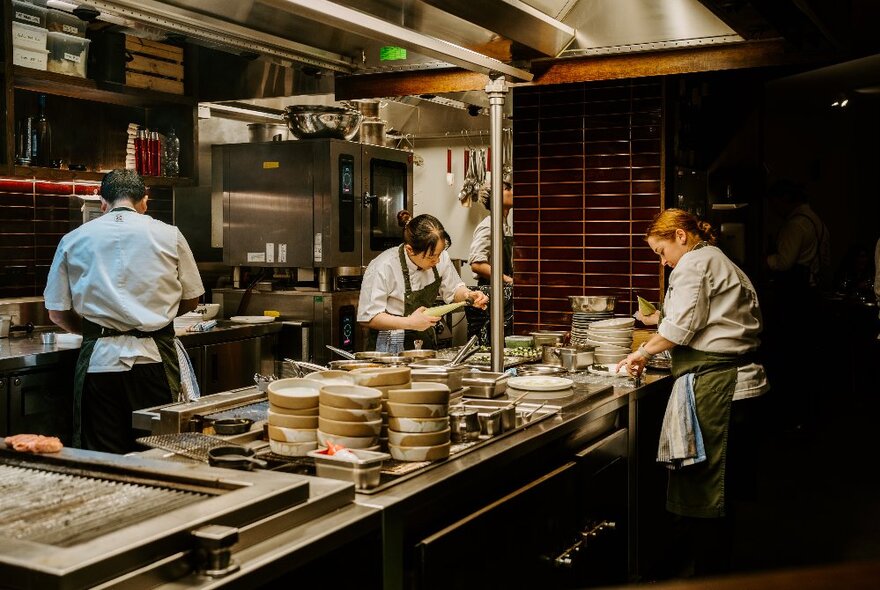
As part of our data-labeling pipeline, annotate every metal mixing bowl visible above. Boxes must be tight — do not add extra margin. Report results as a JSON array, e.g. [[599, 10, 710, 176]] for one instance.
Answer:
[[283, 105, 362, 140], [569, 295, 617, 313]]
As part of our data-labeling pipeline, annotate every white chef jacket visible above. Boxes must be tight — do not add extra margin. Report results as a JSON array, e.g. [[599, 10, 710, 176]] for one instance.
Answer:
[[467, 214, 512, 270], [357, 246, 464, 322], [767, 203, 831, 288], [659, 244, 769, 400], [44, 207, 204, 373]]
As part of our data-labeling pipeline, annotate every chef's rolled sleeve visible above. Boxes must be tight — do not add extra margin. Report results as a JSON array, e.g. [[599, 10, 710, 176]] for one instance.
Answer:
[[658, 258, 710, 346], [176, 230, 205, 300], [44, 239, 72, 311]]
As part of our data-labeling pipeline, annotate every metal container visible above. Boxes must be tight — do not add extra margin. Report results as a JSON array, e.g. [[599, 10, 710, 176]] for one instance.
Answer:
[[328, 360, 385, 371], [569, 295, 617, 313], [247, 123, 289, 142], [410, 362, 467, 391], [530, 330, 566, 347], [307, 448, 390, 490], [557, 346, 595, 371], [400, 349, 436, 361], [354, 351, 392, 361], [461, 371, 508, 399], [478, 410, 503, 436], [283, 105, 361, 140], [0, 315, 10, 338], [359, 118, 386, 145], [448, 407, 480, 442], [515, 364, 568, 377], [542, 343, 564, 366]]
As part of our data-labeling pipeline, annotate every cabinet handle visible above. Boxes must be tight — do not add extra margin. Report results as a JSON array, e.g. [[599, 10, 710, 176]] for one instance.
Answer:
[[546, 520, 617, 568], [362, 192, 377, 208]]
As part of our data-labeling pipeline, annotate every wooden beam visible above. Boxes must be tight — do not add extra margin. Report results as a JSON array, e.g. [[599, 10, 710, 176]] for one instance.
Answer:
[[335, 69, 489, 100], [530, 40, 814, 85]]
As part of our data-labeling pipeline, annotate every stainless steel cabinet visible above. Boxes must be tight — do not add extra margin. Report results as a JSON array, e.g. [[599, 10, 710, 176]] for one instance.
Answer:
[[0, 366, 74, 444], [192, 334, 276, 395]]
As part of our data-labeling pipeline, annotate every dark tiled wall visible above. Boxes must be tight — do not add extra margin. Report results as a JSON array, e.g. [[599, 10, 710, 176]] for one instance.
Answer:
[[511, 79, 664, 333], [0, 179, 172, 298]]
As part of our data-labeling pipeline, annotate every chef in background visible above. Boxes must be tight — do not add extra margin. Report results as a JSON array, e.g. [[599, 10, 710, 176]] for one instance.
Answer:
[[466, 176, 514, 344], [44, 169, 204, 453], [358, 211, 487, 352]]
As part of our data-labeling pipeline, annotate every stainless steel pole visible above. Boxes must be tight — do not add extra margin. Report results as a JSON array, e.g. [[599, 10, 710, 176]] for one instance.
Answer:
[[485, 76, 508, 373]]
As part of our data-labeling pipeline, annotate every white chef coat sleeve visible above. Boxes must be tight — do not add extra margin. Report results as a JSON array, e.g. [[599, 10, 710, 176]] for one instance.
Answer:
[[468, 221, 490, 265], [43, 238, 71, 311], [438, 253, 465, 303], [358, 262, 390, 322], [657, 259, 710, 346], [767, 219, 806, 272], [176, 230, 205, 300]]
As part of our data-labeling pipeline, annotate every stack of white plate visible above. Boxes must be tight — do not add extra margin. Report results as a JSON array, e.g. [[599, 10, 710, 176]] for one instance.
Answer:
[[569, 311, 614, 346], [173, 311, 202, 331], [266, 378, 322, 456], [585, 317, 635, 365]]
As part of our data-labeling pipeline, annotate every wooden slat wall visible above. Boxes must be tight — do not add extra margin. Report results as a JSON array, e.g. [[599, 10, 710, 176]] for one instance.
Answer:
[[0, 179, 172, 298], [511, 79, 664, 334]]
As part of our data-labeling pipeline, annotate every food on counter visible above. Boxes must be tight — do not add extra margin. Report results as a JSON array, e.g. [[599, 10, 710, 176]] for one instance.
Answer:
[[637, 296, 657, 316], [321, 441, 359, 462], [4, 434, 63, 453], [423, 301, 468, 317]]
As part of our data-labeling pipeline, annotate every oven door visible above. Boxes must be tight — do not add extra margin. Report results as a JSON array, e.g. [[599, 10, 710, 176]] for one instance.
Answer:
[[362, 145, 412, 263]]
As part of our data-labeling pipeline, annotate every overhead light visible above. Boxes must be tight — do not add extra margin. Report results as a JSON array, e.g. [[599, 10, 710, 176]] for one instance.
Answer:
[[831, 93, 850, 108]]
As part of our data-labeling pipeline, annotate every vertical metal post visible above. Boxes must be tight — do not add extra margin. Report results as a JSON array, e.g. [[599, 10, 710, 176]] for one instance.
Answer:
[[485, 76, 508, 373]]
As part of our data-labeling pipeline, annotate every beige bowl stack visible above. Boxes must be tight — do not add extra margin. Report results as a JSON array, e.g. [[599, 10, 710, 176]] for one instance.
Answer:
[[385, 382, 452, 461], [266, 378, 322, 456], [349, 366, 412, 449], [317, 384, 384, 450]]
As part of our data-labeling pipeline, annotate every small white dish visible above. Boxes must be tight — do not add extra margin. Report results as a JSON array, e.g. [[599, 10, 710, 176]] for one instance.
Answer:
[[230, 315, 275, 324]]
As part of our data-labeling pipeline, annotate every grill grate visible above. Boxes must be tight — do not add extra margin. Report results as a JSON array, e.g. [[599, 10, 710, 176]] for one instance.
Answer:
[[0, 464, 208, 547], [136, 433, 231, 462]]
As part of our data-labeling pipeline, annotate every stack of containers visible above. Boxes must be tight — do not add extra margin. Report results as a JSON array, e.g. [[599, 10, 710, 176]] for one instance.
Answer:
[[265, 378, 322, 456], [585, 317, 636, 365], [349, 366, 411, 449], [385, 382, 451, 462], [11, 1, 49, 71], [45, 6, 90, 77], [317, 385, 383, 450]]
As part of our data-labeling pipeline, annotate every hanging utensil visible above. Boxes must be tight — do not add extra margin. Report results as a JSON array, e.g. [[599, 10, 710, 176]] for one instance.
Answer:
[[522, 401, 546, 421], [326, 345, 356, 360], [447, 335, 480, 367], [504, 390, 529, 410]]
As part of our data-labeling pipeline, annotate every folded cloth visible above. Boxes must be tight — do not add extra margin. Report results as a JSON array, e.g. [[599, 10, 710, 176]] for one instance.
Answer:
[[657, 373, 705, 469], [375, 329, 405, 354], [174, 337, 200, 402]]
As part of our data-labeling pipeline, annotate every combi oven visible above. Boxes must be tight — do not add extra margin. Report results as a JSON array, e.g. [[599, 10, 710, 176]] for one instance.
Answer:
[[213, 138, 413, 269]]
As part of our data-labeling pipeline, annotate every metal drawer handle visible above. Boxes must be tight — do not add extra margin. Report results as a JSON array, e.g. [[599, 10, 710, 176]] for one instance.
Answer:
[[548, 520, 617, 568]]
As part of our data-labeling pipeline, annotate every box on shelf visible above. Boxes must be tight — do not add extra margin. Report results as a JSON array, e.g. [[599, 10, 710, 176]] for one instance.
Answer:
[[47, 31, 90, 77], [46, 8, 87, 37], [12, 21, 47, 50], [124, 36, 185, 95], [12, 0, 47, 28], [13, 46, 49, 71]]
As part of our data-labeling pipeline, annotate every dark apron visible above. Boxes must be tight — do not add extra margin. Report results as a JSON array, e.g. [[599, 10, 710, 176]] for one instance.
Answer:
[[73, 317, 180, 448], [665, 346, 744, 518], [466, 233, 514, 343], [368, 244, 442, 351]]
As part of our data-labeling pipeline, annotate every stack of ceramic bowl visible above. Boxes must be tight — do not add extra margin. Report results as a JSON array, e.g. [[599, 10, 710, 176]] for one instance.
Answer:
[[266, 378, 322, 456], [305, 370, 357, 386], [349, 366, 412, 448], [385, 383, 451, 462], [317, 385, 383, 450], [585, 317, 635, 365], [569, 311, 614, 346]]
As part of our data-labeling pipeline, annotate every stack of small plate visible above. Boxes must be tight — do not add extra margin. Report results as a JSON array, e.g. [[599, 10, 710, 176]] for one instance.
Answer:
[[585, 317, 635, 365], [385, 383, 451, 462], [349, 367, 412, 448], [317, 385, 384, 450], [266, 378, 322, 456], [569, 311, 614, 346]]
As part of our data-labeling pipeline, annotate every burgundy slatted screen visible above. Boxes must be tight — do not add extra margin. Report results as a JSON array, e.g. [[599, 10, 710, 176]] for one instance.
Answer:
[[511, 79, 664, 333]]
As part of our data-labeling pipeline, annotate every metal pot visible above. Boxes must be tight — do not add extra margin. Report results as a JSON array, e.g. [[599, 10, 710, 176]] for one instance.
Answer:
[[569, 295, 617, 313], [516, 364, 568, 377], [542, 343, 565, 366], [557, 346, 595, 371], [359, 119, 386, 145], [531, 331, 566, 347], [283, 105, 362, 140], [247, 123, 289, 142], [449, 407, 480, 442]]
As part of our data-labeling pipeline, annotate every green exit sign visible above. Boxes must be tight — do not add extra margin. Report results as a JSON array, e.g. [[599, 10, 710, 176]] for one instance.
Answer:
[[380, 46, 407, 61]]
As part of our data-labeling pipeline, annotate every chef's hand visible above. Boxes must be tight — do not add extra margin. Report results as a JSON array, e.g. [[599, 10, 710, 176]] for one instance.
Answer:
[[617, 351, 647, 378], [468, 290, 489, 309], [634, 310, 661, 326], [503, 274, 514, 284], [407, 307, 441, 331]]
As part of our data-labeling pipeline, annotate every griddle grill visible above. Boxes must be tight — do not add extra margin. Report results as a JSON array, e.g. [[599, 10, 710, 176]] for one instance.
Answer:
[[133, 387, 269, 436]]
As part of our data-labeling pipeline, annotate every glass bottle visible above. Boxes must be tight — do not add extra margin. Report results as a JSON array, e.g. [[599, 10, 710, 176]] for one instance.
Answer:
[[31, 94, 52, 167], [164, 127, 180, 177], [134, 127, 145, 175]]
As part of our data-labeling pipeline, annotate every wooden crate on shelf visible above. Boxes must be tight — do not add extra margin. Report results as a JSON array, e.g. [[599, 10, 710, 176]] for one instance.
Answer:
[[124, 36, 184, 95]]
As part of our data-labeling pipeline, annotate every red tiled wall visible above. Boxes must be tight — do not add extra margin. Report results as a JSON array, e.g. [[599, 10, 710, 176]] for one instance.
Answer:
[[511, 79, 664, 334], [0, 179, 172, 298]]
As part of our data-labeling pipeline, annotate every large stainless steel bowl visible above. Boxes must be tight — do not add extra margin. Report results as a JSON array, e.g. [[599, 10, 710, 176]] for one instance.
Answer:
[[569, 295, 617, 313], [283, 105, 362, 140]]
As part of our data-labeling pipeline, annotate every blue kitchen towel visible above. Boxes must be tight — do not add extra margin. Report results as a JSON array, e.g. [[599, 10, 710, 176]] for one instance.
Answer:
[[174, 337, 201, 402], [657, 373, 706, 469]]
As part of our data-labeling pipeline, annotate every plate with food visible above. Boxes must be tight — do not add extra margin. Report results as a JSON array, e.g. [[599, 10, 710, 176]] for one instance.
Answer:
[[507, 376, 574, 391]]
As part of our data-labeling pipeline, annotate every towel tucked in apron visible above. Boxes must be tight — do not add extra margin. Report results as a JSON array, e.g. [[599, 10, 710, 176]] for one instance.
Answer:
[[73, 318, 181, 447], [665, 346, 752, 518]]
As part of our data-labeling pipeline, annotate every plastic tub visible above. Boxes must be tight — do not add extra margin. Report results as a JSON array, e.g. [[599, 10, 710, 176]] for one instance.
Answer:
[[13, 46, 48, 70], [12, 21, 47, 50], [12, 0, 47, 28], [46, 8, 86, 37], [47, 31, 90, 77]]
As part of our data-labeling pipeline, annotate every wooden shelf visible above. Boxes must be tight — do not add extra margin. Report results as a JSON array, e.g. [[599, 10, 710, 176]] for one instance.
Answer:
[[12, 66, 195, 108], [12, 165, 193, 187]]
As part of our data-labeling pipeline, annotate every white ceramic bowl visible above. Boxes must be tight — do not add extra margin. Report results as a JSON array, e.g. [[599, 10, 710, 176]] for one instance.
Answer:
[[386, 401, 449, 418], [318, 417, 383, 437], [388, 441, 451, 462], [267, 424, 318, 443], [269, 439, 318, 457], [195, 303, 220, 320], [350, 366, 412, 387], [319, 404, 382, 423], [305, 370, 356, 386], [319, 384, 383, 409], [387, 428, 450, 447], [267, 410, 319, 429], [267, 378, 322, 410], [387, 416, 450, 433], [387, 386, 450, 405], [316, 430, 379, 449]]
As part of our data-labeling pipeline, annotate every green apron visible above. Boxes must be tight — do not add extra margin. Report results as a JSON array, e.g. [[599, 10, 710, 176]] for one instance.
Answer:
[[467, 233, 515, 342], [665, 346, 742, 518], [73, 318, 180, 447], [368, 244, 442, 351]]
